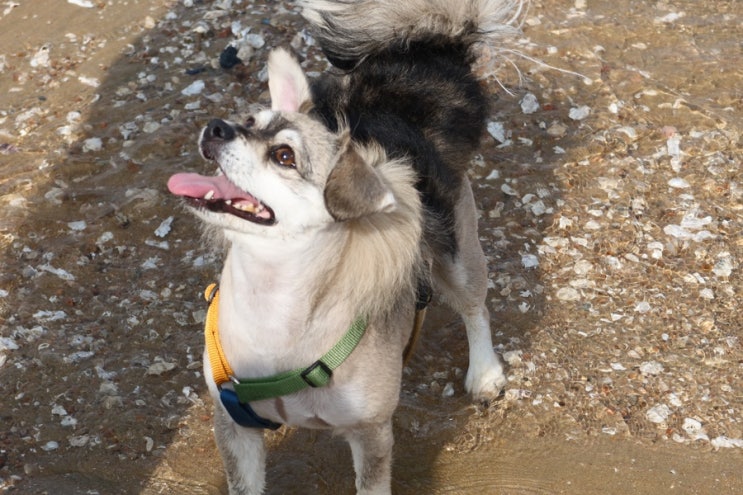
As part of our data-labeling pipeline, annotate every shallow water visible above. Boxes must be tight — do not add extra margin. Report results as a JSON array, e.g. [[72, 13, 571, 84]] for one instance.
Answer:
[[1, 0, 741, 493]]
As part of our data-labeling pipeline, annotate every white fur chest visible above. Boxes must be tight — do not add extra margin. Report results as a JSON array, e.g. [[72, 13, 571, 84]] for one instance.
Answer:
[[207, 238, 392, 428], [217, 243, 323, 376]]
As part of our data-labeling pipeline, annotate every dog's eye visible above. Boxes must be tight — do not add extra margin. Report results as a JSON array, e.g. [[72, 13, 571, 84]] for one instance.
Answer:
[[270, 145, 296, 168]]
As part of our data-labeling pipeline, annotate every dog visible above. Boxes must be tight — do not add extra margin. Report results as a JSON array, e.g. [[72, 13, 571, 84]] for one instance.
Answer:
[[167, 1, 521, 493]]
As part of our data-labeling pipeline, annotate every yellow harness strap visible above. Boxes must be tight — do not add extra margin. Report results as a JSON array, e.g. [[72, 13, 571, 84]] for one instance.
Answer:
[[203, 283, 233, 387]]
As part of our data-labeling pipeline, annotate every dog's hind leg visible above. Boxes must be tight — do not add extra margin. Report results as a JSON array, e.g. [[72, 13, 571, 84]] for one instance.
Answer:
[[343, 420, 394, 495], [432, 177, 507, 400], [213, 406, 267, 495]]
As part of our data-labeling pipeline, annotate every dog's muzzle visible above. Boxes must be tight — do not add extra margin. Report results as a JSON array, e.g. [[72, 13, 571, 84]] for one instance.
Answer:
[[201, 119, 236, 160]]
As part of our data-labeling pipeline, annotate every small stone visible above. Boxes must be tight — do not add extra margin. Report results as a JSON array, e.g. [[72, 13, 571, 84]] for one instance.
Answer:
[[663, 225, 691, 240], [441, 382, 455, 398], [712, 256, 734, 278], [51, 404, 68, 416], [505, 389, 531, 400], [521, 254, 539, 269], [668, 178, 690, 189], [634, 301, 652, 313], [711, 436, 743, 449], [546, 122, 567, 137], [616, 126, 637, 139], [61, 416, 77, 427], [648, 241, 664, 259], [139, 290, 158, 302], [143, 121, 161, 133], [69, 435, 90, 448], [646, 404, 672, 424], [520, 92, 540, 114], [568, 105, 591, 121], [655, 12, 685, 24], [667, 134, 682, 171], [97, 232, 114, 244], [682, 418, 706, 439], [154, 216, 174, 238], [502, 351, 523, 366], [64, 350, 95, 363], [667, 392, 684, 407], [82, 137, 103, 152], [556, 287, 580, 301], [573, 260, 593, 275], [33, 310, 67, 322], [41, 441, 59, 452], [243, 33, 265, 49], [30, 45, 50, 68], [78, 76, 100, 88], [192, 309, 206, 324], [147, 361, 177, 376], [501, 183, 518, 196], [639, 361, 664, 375], [529, 200, 547, 216], [102, 396, 123, 409], [99, 381, 119, 396], [67, 220, 87, 231], [181, 80, 205, 96], [487, 121, 506, 143], [68, 0, 95, 7]]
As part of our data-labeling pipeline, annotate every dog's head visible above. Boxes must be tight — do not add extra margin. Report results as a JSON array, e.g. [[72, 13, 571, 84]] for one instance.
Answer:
[[168, 48, 396, 239]]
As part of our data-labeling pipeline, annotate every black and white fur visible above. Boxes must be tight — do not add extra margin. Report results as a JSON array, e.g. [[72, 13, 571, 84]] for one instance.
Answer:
[[168, 1, 522, 493]]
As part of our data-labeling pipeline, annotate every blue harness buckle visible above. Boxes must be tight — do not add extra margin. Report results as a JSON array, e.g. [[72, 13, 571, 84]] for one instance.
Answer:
[[219, 388, 281, 430]]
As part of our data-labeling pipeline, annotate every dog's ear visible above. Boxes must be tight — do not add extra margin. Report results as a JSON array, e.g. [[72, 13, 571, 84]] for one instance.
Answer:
[[267, 48, 311, 113], [324, 142, 396, 221]]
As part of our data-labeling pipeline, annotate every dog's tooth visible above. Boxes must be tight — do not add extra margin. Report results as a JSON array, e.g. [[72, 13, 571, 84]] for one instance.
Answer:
[[233, 202, 257, 213], [225, 199, 232, 206], [204, 190, 215, 201]]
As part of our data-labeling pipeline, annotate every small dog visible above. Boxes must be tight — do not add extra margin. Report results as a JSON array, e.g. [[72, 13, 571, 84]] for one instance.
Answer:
[[168, 1, 521, 493]]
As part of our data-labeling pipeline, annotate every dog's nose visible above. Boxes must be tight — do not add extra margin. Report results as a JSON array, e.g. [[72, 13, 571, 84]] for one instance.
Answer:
[[204, 119, 236, 142]]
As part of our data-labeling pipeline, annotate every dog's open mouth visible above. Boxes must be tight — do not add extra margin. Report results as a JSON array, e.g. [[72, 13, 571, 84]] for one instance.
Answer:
[[167, 172, 276, 225]]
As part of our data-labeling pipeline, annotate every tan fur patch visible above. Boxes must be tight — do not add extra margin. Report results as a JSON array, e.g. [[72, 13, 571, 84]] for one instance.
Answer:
[[314, 145, 423, 320], [324, 140, 394, 221]]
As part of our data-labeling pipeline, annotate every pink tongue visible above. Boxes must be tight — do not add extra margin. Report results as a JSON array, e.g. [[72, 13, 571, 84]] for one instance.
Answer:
[[167, 173, 248, 200]]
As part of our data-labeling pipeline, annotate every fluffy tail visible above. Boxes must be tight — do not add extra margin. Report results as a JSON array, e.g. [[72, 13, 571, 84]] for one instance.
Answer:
[[300, 0, 523, 68]]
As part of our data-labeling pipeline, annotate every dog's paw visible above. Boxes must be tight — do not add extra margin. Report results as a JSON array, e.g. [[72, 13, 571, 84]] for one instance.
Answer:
[[465, 354, 507, 401]]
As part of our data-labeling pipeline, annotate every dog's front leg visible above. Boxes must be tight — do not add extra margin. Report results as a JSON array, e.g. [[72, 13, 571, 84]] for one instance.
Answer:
[[344, 420, 394, 495], [213, 406, 267, 495]]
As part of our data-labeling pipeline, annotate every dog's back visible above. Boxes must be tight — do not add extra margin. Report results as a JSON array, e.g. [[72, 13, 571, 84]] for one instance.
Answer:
[[304, 0, 521, 254]]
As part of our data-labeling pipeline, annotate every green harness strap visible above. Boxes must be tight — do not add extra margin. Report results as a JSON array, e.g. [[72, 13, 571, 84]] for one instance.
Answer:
[[231, 315, 368, 403]]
